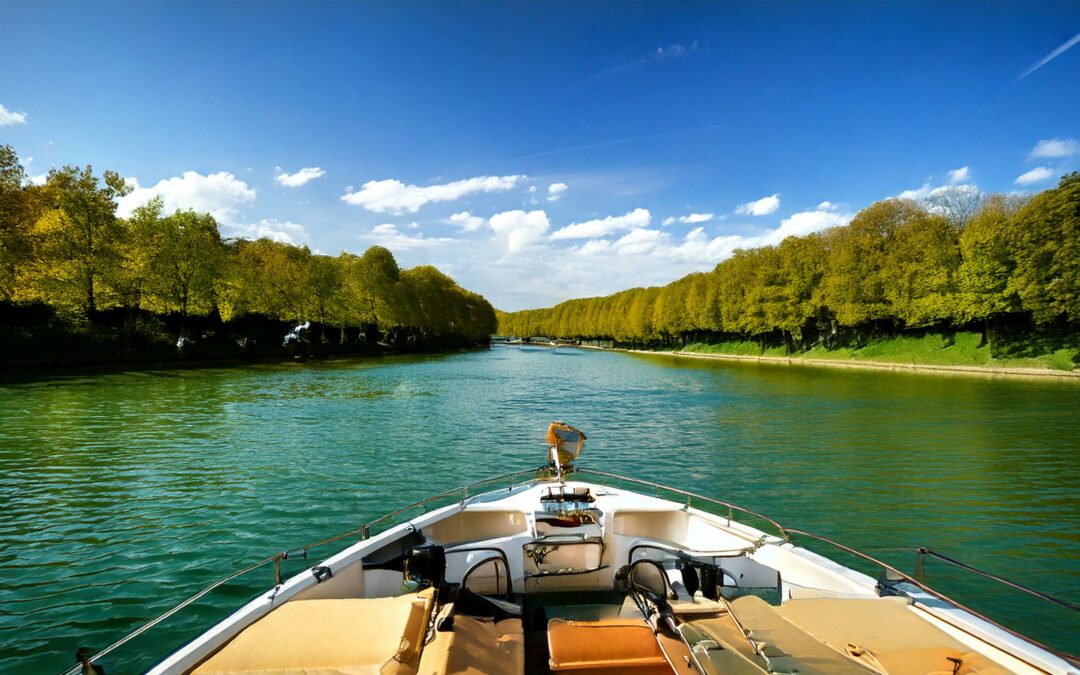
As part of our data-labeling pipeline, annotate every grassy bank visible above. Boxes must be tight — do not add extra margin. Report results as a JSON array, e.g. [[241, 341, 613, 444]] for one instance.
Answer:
[[676, 332, 1078, 372]]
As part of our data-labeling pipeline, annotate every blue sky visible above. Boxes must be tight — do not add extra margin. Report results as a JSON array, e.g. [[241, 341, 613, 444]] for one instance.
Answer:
[[2, 1, 1079, 310]]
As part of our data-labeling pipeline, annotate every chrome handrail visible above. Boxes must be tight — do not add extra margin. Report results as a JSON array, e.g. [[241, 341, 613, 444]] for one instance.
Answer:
[[60, 466, 1078, 674], [573, 468, 790, 542]]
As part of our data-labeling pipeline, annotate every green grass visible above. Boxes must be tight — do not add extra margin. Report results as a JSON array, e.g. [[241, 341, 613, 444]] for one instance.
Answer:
[[678, 332, 1077, 371]]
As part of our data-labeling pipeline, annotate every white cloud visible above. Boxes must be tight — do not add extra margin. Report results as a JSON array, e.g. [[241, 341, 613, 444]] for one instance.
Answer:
[[116, 171, 256, 224], [0, 104, 27, 126], [570, 202, 851, 268], [946, 166, 970, 184], [1028, 138, 1079, 160], [735, 193, 780, 216], [550, 208, 651, 240], [341, 174, 524, 214], [663, 213, 714, 226], [1014, 166, 1056, 186], [762, 206, 851, 245], [449, 211, 486, 232], [611, 228, 664, 255], [228, 219, 307, 244], [29, 173, 48, 186], [363, 223, 456, 250], [547, 182, 568, 201], [489, 209, 551, 255], [528, 185, 537, 193], [275, 166, 325, 187]]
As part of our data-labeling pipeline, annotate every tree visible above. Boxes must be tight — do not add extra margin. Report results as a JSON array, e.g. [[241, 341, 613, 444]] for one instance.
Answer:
[[20, 165, 131, 313], [0, 145, 37, 301], [146, 210, 225, 337], [307, 254, 343, 342], [881, 208, 961, 328], [113, 197, 165, 314], [957, 195, 1021, 341], [820, 199, 926, 328], [1007, 173, 1080, 324]]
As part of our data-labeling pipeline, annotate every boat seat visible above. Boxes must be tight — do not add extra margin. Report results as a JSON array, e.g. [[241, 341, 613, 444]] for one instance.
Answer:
[[193, 589, 435, 675], [774, 597, 1009, 674], [547, 618, 672, 673], [708, 595, 875, 674], [416, 611, 523, 675]]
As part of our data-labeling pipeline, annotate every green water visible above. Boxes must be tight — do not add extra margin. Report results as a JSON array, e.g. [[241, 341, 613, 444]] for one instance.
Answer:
[[1, 348, 1078, 672]]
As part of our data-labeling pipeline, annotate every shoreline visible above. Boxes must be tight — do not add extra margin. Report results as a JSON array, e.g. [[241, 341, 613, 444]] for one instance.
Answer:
[[617, 348, 1080, 380]]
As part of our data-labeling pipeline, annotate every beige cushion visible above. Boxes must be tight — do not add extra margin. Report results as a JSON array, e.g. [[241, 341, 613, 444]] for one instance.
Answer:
[[774, 597, 1009, 674], [194, 592, 433, 675], [416, 615, 523, 675], [547, 618, 669, 671]]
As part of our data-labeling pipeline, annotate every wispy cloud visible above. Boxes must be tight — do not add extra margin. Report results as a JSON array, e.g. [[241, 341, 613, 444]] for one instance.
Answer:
[[488, 125, 725, 165], [1028, 138, 1079, 160], [342, 175, 524, 214], [275, 166, 325, 187], [1015, 31, 1080, 81], [550, 208, 651, 240], [735, 194, 780, 216], [1015, 166, 1056, 186], [581, 41, 703, 83], [662, 213, 714, 226], [547, 182, 568, 202], [0, 104, 28, 126], [946, 166, 970, 184]]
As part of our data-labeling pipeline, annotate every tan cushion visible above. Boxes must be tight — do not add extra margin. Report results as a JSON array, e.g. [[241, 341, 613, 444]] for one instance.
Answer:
[[727, 595, 873, 674], [669, 595, 725, 617], [774, 598, 1008, 674], [416, 615, 523, 675], [194, 592, 433, 675], [547, 618, 668, 671]]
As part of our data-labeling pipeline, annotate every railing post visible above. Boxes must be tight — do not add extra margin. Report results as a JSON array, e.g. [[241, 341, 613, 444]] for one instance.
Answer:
[[915, 547, 927, 582], [361, 524, 370, 540], [273, 554, 282, 586]]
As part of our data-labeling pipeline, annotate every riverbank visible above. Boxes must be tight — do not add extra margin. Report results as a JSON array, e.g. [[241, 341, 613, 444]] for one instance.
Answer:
[[630, 349, 1080, 379], [583, 331, 1080, 379]]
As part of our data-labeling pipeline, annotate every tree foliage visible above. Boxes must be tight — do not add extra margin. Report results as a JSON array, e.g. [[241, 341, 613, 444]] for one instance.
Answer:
[[500, 175, 1080, 347], [0, 145, 496, 349]]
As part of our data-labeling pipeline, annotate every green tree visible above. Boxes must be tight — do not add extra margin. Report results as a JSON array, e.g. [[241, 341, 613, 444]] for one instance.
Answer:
[[0, 146, 37, 301], [20, 165, 131, 313], [146, 210, 225, 337], [1007, 173, 1080, 324], [957, 195, 1022, 341], [881, 208, 961, 328]]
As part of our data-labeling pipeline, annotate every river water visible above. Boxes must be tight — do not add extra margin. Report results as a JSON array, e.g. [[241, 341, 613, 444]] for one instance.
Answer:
[[1, 347, 1078, 672]]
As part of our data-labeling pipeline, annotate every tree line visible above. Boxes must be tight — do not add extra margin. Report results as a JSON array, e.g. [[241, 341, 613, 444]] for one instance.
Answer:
[[0, 146, 496, 363], [499, 174, 1079, 353]]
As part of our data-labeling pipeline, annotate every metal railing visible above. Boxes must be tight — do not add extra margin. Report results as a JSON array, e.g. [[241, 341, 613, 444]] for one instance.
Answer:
[[61, 466, 1078, 673], [781, 529, 1079, 668]]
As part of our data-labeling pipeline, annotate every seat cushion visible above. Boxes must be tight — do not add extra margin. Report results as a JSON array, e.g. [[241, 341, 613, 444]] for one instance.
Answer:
[[774, 598, 1009, 674], [547, 618, 669, 671], [194, 593, 433, 675], [416, 614, 523, 675]]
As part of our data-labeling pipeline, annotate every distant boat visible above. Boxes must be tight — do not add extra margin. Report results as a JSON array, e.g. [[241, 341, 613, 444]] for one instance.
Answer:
[[76, 423, 1079, 675]]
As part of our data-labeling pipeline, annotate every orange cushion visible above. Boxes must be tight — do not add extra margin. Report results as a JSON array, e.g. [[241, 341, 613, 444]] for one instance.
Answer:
[[547, 618, 668, 671]]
